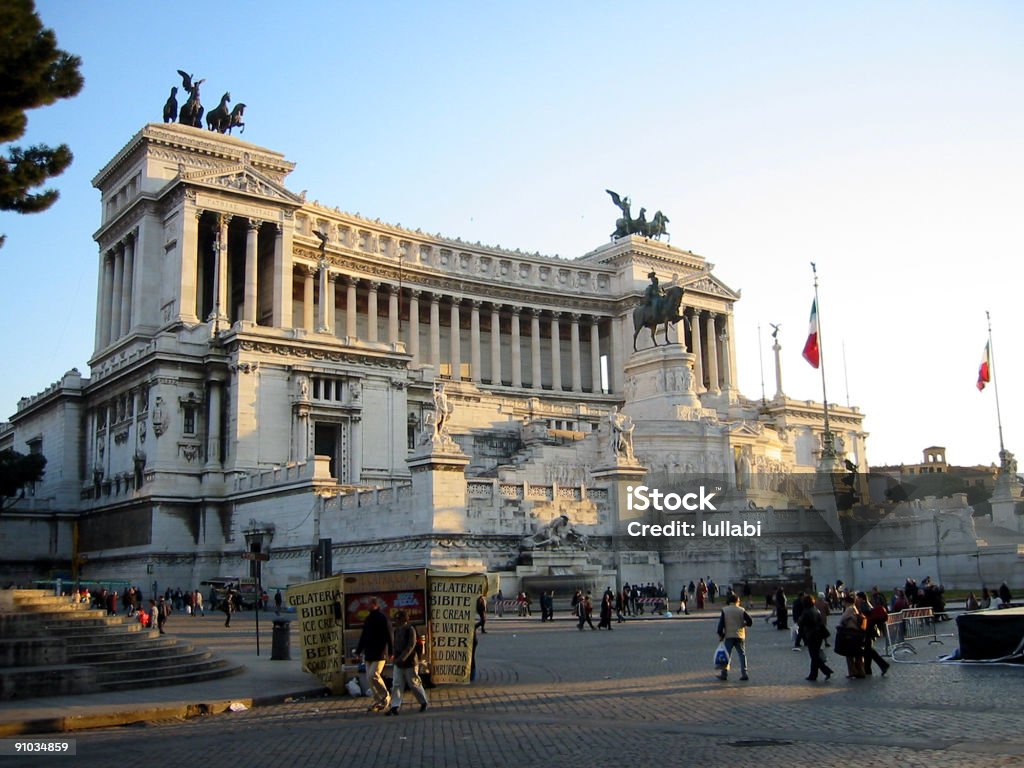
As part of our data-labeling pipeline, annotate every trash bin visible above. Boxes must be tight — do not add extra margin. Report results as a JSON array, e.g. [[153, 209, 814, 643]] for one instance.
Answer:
[[271, 618, 292, 660]]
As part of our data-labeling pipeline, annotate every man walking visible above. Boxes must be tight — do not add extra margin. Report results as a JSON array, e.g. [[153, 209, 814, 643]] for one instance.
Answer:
[[355, 598, 394, 712], [716, 592, 753, 681]]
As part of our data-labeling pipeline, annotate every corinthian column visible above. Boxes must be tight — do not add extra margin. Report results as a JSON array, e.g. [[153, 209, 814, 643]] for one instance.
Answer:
[[120, 234, 135, 337], [345, 277, 357, 341], [110, 243, 124, 343], [590, 316, 602, 393], [570, 313, 582, 393], [550, 311, 563, 391], [388, 285, 399, 345], [408, 290, 421, 362], [470, 300, 482, 382], [366, 281, 379, 342], [510, 307, 522, 388], [429, 294, 441, 370], [531, 308, 542, 389], [243, 219, 259, 324], [98, 250, 114, 348], [690, 309, 705, 393], [450, 298, 462, 379], [490, 304, 502, 385], [303, 265, 315, 331], [706, 312, 720, 395]]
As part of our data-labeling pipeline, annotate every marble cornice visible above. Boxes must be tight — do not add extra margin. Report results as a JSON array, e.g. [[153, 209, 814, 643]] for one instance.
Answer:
[[221, 335, 412, 370]]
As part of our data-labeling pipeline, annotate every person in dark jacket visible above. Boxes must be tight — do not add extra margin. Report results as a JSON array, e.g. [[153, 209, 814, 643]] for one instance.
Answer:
[[387, 610, 428, 715], [355, 598, 394, 712], [798, 594, 833, 681]]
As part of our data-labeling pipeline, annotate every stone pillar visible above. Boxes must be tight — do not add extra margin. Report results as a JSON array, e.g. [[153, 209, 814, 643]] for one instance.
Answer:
[[243, 219, 259, 324], [719, 328, 732, 395], [345, 277, 357, 341], [408, 290, 421, 362], [388, 285, 399, 345], [510, 307, 522, 388], [303, 265, 315, 331], [550, 311, 563, 391], [449, 298, 462, 379], [705, 312, 720, 394], [570, 313, 582, 393], [316, 262, 329, 333], [205, 380, 222, 468], [726, 313, 739, 389], [366, 281, 379, 343], [272, 223, 290, 329], [120, 234, 135, 337], [610, 316, 624, 394], [178, 206, 201, 324], [531, 308, 542, 389], [98, 250, 114, 349], [429, 294, 441, 370], [470, 300, 482, 382], [690, 310, 705, 393], [216, 215, 230, 322], [327, 273, 338, 335], [350, 416, 362, 483], [590, 316, 602, 394], [490, 304, 502, 386], [110, 243, 124, 343]]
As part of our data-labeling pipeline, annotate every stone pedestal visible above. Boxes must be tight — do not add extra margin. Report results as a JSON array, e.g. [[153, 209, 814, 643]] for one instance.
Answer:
[[990, 450, 1023, 532], [622, 346, 701, 421], [406, 439, 470, 534]]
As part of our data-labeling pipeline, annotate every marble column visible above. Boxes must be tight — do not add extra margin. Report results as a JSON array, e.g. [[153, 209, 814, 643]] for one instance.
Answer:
[[719, 327, 732, 394], [490, 304, 502, 386], [429, 294, 441, 370], [110, 243, 124, 343], [706, 312, 720, 395], [773, 337, 784, 399], [327, 273, 338, 336], [205, 380, 222, 468], [726, 313, 738, 389], [272, 224, 289, 329], [120, 234, 135, 337], [303, 265, 315, 331], [510, 307, 522, 388], [531, 308, 542, 389], [243, 219, 259, 324], [216, 215, 230, 322], [470, 300, 482, 382], [590, 317, 602, 394], [345, 277, 357, 341], [550, 311, 563, 391], [98, 251, 114, 348], [317, 260, 330, 333], [366, 281, 379, 342], [388, 285, 399, 345], [178, 206, 200, 324], [690, 310, 706, 393], [610, 316, 624, 394], [450, 298, 462, 379], [570, 313, 582, 393], [408, 290, 420, 362]]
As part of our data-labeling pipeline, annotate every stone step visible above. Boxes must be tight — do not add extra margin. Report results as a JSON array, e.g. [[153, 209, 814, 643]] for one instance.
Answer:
[[41, 614, 138, 629], [68, 639, 194, 664], [52, 623, 148, 642], [13, 599, 94, 612], [93, 651, 221, 683], [65, 631, 168, 655], [98, 661, 245, 692], [0, 664, 97, 700]]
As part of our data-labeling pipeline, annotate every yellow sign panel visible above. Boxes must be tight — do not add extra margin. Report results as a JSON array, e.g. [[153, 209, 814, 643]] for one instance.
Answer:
[[428, 574, 486, 684], [285, 576, 344, 691]]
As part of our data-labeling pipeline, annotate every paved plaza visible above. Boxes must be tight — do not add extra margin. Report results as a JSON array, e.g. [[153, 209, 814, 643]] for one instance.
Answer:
[[2, 607, 1022, 767]]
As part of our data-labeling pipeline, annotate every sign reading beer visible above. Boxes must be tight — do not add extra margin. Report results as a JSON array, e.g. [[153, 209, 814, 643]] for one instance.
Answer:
[[286, 576, 344, 689], [428, 573, 486, 684]]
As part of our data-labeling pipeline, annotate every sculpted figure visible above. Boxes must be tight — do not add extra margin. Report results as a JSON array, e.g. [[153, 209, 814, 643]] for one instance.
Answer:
[[432, 382, 453, 442], [609, 405, 635, 462]]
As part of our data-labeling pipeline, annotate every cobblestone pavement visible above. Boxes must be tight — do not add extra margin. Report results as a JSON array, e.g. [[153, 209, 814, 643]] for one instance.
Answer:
[[11, 611, 1024, 767]]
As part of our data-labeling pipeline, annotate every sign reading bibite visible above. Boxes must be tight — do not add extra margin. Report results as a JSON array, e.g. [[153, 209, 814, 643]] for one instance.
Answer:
[[428, 574, 486, 684], [286, 576, 344, 690]]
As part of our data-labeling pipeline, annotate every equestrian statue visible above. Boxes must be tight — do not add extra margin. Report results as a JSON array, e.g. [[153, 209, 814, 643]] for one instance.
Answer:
[[606, 189, 670, 240], [633, 271, 685, 350]]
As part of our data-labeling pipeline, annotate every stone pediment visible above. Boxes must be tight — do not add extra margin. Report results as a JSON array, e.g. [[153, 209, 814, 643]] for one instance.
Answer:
[[183, 163, 304, 206], [686, 274, 741, 300]]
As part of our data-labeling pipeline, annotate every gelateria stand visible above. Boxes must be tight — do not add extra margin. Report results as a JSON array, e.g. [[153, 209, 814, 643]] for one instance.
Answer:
[[285, 568, 495, 692]]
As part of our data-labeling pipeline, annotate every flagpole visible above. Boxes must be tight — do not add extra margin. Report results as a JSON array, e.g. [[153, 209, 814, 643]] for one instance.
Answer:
[[811, 263, 836, 467], [986, 311, 1006, 454]]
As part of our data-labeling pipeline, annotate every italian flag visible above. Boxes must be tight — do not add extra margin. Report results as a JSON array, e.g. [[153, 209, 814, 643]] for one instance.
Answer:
[[802, 299, 820, 368], [977, 342, 991, 391]]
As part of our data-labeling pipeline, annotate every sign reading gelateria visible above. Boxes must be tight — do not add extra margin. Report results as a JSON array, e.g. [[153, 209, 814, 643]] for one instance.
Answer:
[[286, 576, 344, 689], [428, 573, 487, 684]]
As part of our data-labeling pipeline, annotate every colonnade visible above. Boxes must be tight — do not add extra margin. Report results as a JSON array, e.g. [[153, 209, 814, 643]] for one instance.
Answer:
[[96, 231, 138, 349]]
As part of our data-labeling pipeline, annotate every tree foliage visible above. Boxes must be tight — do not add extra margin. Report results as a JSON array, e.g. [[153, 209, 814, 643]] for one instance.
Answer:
[[0, 0, 84, 246], [0, 448, 47, 508]]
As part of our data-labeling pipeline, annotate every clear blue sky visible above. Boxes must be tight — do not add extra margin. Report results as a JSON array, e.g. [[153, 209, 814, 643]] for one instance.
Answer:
[[3, 1, 1022, 467]]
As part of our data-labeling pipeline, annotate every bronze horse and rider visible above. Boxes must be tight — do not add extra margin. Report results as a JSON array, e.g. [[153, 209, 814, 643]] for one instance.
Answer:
[[633, 283, 685, 350], [206, 92, 246, 134], [165, 70, 246, 134], [607, 190, 670, 240]]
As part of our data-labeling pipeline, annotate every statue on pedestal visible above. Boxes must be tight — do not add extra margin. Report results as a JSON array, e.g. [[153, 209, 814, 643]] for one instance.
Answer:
[[608, 406, 635, 462]]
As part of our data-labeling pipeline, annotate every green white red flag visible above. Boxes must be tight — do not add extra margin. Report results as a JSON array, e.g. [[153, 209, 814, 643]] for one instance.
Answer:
[[802, 299, 820, 368], [977, 341, 991, 391]]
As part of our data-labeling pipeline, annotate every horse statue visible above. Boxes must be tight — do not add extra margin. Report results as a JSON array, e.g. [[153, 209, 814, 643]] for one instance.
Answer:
[[206, 92, 232, 133], [225, 103, 246, 134], [637, 211, 670, 240], [632, 285, 685, 350]]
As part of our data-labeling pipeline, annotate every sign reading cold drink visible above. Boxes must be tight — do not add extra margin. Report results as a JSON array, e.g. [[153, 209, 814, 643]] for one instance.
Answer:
[[428, 574, 486, 684]]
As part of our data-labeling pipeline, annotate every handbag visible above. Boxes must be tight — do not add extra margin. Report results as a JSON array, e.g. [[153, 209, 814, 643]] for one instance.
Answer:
[[833, 626, 863, 657], [714, 641, 730, 670]]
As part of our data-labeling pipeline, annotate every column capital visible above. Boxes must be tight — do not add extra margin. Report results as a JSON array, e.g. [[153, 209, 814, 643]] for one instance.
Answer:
[[409, 288, 422, 299], [343, 274, 359, 287], [247, 218, 261, 231], [429, 292, 441, 305], [550, 310, 562, 320], [570, 312, 582, 323], [450, 296, 463, 307], [490, 302, 504, 313], [529, 307, 543, 317], [327, 272, 340, 283], [470, 299, 483, 310], [305, 264, 318, 277]]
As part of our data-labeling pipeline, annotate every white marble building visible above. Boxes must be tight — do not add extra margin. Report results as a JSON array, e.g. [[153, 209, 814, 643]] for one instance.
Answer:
[[1, 123, 881, 594]]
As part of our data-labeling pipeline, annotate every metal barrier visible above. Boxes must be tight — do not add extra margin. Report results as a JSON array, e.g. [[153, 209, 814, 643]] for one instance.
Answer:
[[492, 599, 527, 616], [885, 607, 944, 656]]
